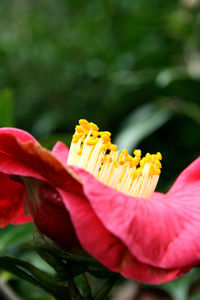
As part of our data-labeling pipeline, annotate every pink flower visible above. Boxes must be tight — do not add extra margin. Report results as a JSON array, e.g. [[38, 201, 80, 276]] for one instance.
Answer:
[[0, 124, 199, 284]]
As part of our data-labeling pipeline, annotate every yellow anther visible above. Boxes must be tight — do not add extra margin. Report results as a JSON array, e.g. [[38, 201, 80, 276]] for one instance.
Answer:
[[151, 154, 157, 162], [86, 137, 99, 146], [89, 122, 99, 131], [126, 154, 132, 161], [134, 149, 142, 157], [101, 154, 112, 164], [126, 155, 135, 167], [79, 119, 90, 130], [149, 163, 155, 175], [119, 159, 125, 166], [101, 155, 109, 163], [136, 167, 142, 176], [140, 157, 148, 168], [73, 133, 82, 139], [101, 133, 111, 142], [155, 167, 161, 175], [79, 119, 89, 126], [103, 131, 111, 138], [75, 125, 84, 133], [119, 154, 124, 160], [91, 130, 99, 138], [154, 159, 162, 169], [77, 149, 82, 156], [113, 161, 118, 168], [119, 173, 124, 183], [110, 144, 117, 151], [101, 144, 109, 151], [156, 152, 162, 160], [122, 149, 128, 156], [132, 156, 140, 166], [108, 157, 113, 163], [132, 169, 138, 180], [128, 161, 134, 168], [145, 153, 151, 159], [72, 133, 82, 143]]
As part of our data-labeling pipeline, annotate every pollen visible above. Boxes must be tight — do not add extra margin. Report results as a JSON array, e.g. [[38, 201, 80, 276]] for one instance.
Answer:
[[67, 119, 162, 199]]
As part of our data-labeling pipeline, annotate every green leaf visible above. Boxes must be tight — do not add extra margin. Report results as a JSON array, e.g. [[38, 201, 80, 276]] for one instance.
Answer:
[[114, 103, 172, 152], [0, 224, 33, 252], [0, 89, 14, 127], [189, 292, 200, 300]]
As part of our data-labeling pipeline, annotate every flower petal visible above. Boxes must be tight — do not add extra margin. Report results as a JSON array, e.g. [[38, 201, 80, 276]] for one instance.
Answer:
[[25, 178, 80, 249], [0, 132, 81, 192], [0, 130, 82, 249], [52, 141, 69, 164], [69, 158, 200, 272], [0, 127, 38, 143], [0, 173, 32, 227], [59, 187, 187, 283]]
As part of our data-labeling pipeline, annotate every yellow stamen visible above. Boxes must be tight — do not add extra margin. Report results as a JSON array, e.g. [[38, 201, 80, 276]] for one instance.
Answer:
[[67, 119, 162, 199]]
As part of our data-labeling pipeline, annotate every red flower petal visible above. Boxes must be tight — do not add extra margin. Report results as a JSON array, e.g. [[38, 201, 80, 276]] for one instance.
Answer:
[[0, 128, 37, 226], [59, 187, 188, 283], [0, 131, 81, 191], [0, 129, 82, 249], [0, 173, 32, 227], [66, 158, 200, 281], [52, 141, 69, 164], [0, 127, 38, 143]]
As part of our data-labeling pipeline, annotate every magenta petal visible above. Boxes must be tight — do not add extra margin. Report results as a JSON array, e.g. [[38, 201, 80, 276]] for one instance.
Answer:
[[0, 133, 81, 192], [0, 131, 83, 250], [69, 158, 200, 272], [59, 189, 125, 269], [59, 183, 185, 284], [0, 152, 44, 180], [0, 173, 32, 227], [52, 141, 69, 164], [0, 128, 38, 143]]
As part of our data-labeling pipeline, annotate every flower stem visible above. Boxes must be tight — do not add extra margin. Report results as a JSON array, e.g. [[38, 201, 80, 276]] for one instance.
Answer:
[[0, 256, 62, 288], [66, 279, 83, 300], [0, 256, 70, 299], [79, 273, 92, 300], [94, 274, 120, 300]]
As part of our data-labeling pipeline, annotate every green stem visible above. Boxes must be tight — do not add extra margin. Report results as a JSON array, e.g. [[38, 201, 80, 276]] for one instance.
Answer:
[[94, 274, 120, 300], [0, 256, 70, 299], [35, 246, 69, 279], [80, 273, 92, 300], [66, 280, 83, 300], [35, 248, 85, 299], [0, 256, 62, 288], [0, 261, 50, 294], [60, 253, 98, 265]]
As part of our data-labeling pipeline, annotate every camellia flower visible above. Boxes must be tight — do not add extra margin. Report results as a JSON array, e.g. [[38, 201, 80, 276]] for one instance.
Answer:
[[0, 121, 199, 284]]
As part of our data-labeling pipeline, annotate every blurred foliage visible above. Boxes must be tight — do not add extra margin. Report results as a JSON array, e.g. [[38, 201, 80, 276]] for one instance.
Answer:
[[0, 224, 53, 299], [0, 0, 200, 299], [0, 89, 14, 127]]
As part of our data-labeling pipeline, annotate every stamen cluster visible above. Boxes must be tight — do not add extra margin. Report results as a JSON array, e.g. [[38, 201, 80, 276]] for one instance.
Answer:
[[67, 119, 162, 199]]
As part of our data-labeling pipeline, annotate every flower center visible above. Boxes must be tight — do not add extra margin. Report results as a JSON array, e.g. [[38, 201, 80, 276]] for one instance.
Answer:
[[67, 119, 162, 199]]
